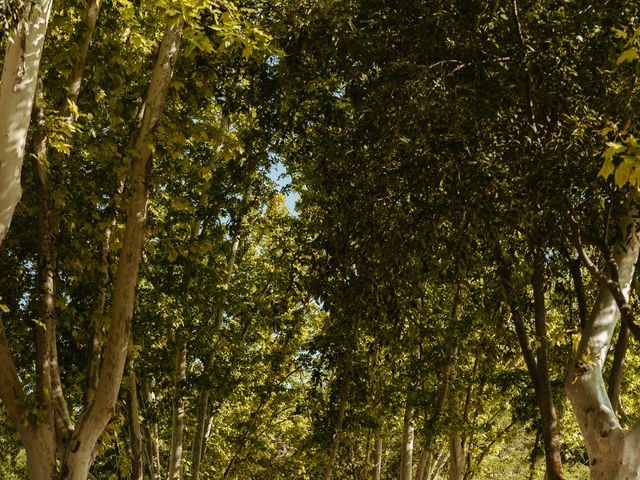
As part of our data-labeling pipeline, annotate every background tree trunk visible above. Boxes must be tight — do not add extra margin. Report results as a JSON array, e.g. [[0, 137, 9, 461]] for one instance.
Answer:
[[400, 396, 414, 480]]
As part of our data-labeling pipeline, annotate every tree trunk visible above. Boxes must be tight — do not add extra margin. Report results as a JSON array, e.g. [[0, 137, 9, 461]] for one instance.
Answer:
[[57, 16, 184, 480], [323, 394, 346, 480], [189, 226, 241, 480], [168, 338, 187, 480], [496, 245, 564, 480], [128, 371, 144, 480], [372, 431, 382, 480], [0, 0, 53, 246], [140, 381, 161, 480], [415, 449, 430, 480], [448, 432, 465, 480], [608, 322, 629, 420], [566, 192, 640, 479], [531, 254, 564, 480], [400, 396, 414, 480]]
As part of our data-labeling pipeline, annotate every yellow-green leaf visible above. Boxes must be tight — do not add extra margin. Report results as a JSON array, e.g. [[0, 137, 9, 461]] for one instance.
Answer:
[[617, 48, 639, 64], [603, 142, 625, 161], [598, 158, 615, 179], [615, 159, 633, 187]]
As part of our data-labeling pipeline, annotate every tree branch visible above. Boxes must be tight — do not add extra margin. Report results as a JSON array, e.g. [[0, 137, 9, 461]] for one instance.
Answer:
[[568, 214, 640, 342]]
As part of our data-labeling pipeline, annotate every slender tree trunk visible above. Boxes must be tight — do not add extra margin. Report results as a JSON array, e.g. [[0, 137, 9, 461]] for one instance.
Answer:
[[29, 78, 58, 479], [415, 449, 430, 480], [400, 396, 414, 480], [141, 381, 161, 480], [190, 227, 242, 480], [168, 338, 187, 480], [323, 395, 346, 480], [566, 192, 640, 479], [372, 431, 382, 480], [0, 0, 53, 246], [567, 255, 589, 329], [58, 17, 184, 480], [496, 245, 564, 480], [528, 428, 541, 480], [363, 429, 372, 477], [417, 298, 460, 480], [128, 371, 144, 480], [531, 254, 564, 480], [429, 451, 448, 480]]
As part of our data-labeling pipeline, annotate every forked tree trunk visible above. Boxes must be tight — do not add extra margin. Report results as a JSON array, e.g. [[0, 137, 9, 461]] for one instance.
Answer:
[[57, 16, 184, 480], [496, 246, 564, 480], [0, 0, 53, 246], [566, 192, 640, 479]]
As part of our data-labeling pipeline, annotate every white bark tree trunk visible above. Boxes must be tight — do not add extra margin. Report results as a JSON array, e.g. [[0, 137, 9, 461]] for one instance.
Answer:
[[57, 16, 184, 480], [0, 0, 52, 246], [566, 191, 640, 479], [400, 398, 414, 480]]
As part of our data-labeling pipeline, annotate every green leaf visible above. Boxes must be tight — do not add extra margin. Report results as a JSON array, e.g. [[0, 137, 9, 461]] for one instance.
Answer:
[[0, 304, 9, 313], [598, 158, 615, 179], [615, 158, 633, 187], [616, 48, 639, 64], [612, 27, 628, 39], [602, 142, 625, 161]]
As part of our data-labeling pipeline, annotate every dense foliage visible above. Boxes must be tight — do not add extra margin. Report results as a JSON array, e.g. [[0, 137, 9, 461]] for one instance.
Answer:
[[2, 1, 640, 479]]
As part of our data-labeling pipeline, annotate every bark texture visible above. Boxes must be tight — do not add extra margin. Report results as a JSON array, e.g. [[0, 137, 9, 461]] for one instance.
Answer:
[[372, 432, 382, 480]]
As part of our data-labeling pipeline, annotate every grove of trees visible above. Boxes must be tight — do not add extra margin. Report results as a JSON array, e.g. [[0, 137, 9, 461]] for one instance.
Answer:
[[3, 1, 640, 479]]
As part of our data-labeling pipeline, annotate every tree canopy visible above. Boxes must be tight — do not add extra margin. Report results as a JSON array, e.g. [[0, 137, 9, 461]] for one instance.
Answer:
[[2, 1, 640, 479]]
